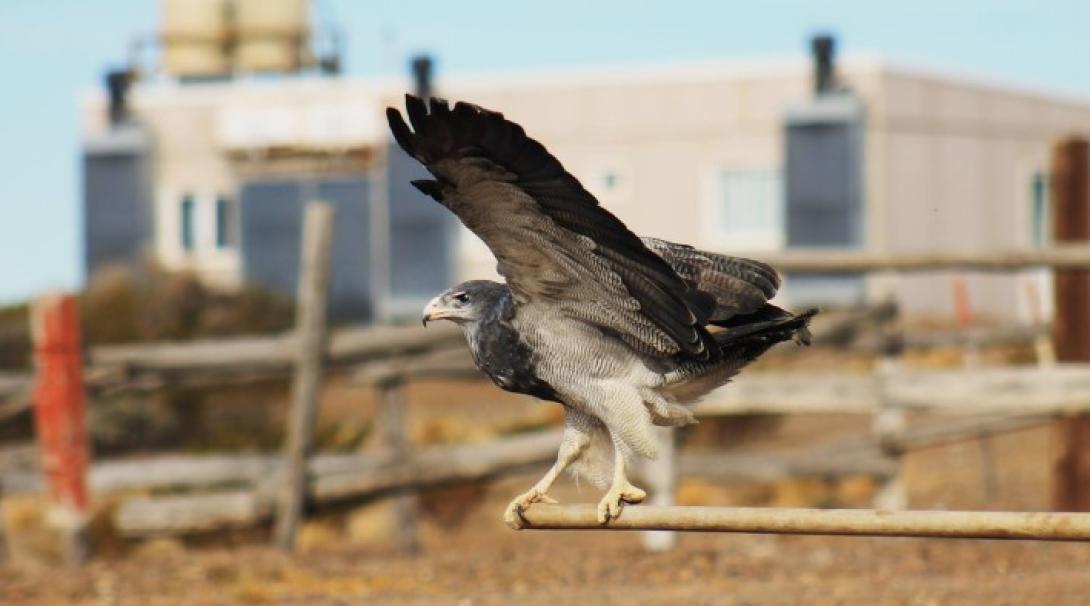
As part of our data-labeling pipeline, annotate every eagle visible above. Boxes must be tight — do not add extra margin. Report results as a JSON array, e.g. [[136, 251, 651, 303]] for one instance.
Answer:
[[387, 95, 815, 527]]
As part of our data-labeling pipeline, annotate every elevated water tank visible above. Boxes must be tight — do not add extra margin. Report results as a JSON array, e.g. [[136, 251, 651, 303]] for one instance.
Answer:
[[161, 0, 230, 78], [235, 0, 310, 73]]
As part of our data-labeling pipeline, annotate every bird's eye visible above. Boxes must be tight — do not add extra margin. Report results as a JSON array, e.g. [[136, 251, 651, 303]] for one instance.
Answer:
[[452, 292, 469, 304]]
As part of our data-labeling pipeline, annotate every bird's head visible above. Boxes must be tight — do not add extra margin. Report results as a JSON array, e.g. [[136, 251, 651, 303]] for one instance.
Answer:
[[422, 280, 507, 326]]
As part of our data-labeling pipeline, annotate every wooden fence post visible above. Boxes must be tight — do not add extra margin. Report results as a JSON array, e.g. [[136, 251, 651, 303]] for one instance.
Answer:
[[377, 376, 419, 554], [1050, 137, 1090, 512], [30, 293, 91, 565], [1023, 278, 1057, 366], [639, 426, 678, 551], [953, 277, 999, 500], [274, 202, 336, 550], [872, 313, 907, 511]]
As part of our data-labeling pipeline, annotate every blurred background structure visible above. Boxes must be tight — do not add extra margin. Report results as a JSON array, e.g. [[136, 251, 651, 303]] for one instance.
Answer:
[[5, 1, 1090, 604], [80, 1, 1090, 321]]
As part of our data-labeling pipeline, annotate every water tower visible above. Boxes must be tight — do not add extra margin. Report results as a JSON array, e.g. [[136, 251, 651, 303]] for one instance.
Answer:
[[160, 0, 316, 79]]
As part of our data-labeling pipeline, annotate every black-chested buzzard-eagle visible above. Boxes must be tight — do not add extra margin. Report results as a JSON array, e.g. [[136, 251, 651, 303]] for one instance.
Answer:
[[387, 95, 815, 527]]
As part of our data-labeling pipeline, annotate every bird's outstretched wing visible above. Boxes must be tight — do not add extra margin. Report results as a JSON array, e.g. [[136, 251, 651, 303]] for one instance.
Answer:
[[387, 95, 717, 359], [640, 237, 780, 323]]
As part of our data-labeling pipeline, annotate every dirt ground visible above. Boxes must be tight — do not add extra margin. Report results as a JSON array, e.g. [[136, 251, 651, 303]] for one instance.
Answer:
[[4, 417, 1088, 606], [5, 517, 1090, 605], [1, 340, 1085, 606]]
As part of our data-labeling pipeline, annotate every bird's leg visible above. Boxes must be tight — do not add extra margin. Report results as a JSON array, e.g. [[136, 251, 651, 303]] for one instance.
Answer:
[[504, 434, 586, 529], [596, 441, 647, 524], [502, 461, 564, 530]]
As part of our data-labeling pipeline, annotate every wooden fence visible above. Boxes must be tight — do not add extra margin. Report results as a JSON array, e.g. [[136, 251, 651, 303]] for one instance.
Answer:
[[4, 154, 1090, 553], [0, 254, 1083, 540], [0, 259, 1084, 545]]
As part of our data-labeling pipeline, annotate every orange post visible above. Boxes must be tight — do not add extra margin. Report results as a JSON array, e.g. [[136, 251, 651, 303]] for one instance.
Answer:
[[30, 293, 91, 563], [951, 276, 973, 329]]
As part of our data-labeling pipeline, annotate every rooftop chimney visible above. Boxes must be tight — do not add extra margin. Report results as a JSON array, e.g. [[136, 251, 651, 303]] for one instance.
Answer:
[[105, 68, 134, 126], [411, 54, 433, 99], [810, 34, 836, 95]]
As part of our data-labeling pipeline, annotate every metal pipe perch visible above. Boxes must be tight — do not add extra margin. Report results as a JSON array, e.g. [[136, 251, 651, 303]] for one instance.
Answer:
[[514, 505, 1090, 542]]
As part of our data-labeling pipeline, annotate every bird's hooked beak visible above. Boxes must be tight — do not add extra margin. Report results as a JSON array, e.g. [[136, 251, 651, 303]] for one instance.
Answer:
[[422, 290, 476, 326], [421, 295, 450, 326]]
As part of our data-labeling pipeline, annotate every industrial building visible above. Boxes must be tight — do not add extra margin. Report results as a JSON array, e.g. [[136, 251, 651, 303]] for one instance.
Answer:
[[81, 1, 1090, 322]]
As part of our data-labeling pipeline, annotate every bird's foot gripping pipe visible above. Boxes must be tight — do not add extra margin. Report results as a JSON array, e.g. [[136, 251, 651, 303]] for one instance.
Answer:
[[596, 481, 646, 524], [504, 488, 560, 530]]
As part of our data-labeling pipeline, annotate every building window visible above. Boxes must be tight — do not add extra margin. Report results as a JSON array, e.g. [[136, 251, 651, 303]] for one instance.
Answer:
[[718, 170, 784, 244], [180, 194, 196, 252], [1031, 171, 1050, 247], [215, 196, 235, 248]]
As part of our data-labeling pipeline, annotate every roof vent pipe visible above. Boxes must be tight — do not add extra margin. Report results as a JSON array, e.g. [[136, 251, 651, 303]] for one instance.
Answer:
[[105, 68, 134, 126], [411, 54, 433, 99], [810, 34, 836, 95]]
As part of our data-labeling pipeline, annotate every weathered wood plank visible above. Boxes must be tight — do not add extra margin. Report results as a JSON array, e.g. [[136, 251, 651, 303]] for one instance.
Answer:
[[114, 428, 563, 537], [693, 373, 878, 416], [888, 365, 1090, 413], [376, 379, 419, 553], [748, 244, 1090, 273], [0, 372, 31, 400], [1, 451, 398, 495], [4, 411, 1048, 497], [694, 364, 1090, 416], [88, 324, 462, 376], [112, 426, 901, 538], [275, 202, 335, 551], [678, 450, 895, 483]]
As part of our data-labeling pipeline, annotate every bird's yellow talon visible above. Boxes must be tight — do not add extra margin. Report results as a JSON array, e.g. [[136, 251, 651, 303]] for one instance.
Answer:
[[504, 488, 558, 529], [596, 482, 646, 524]]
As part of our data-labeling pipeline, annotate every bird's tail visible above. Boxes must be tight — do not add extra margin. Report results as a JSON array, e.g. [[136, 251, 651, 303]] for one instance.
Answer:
[[660, 305, 817, 404], [711, 305, 818, 349]]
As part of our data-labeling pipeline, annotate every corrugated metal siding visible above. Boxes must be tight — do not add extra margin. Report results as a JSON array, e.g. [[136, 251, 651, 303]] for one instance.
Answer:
[[240, 177, 372, 321], [82, 130, 153, 278]]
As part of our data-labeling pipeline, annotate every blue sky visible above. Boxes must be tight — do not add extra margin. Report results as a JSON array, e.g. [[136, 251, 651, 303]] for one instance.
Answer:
[[1, 0, 1088, 304]]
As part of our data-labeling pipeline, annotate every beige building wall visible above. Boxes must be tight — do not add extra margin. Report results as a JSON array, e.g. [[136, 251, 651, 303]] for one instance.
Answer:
[[82, 57, 1090, 320], [869, 66, 1090, 320], [437, 59, 1090, 321], [435, 60, 883, 292]]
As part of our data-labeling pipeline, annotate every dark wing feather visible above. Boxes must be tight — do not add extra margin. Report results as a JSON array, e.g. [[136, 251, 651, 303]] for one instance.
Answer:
[[387, 95, 717, 359], [641, 237, 780, 323]]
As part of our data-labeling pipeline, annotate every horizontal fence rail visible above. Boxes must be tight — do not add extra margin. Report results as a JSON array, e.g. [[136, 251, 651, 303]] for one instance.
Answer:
[[748, 244, 1090, 273], [90, 324, 462, 372], [0, 310, 1053, 407], [515, 504, 1090, 542], [693, 364, 1090, 416], [112, 428, 564, 537]]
